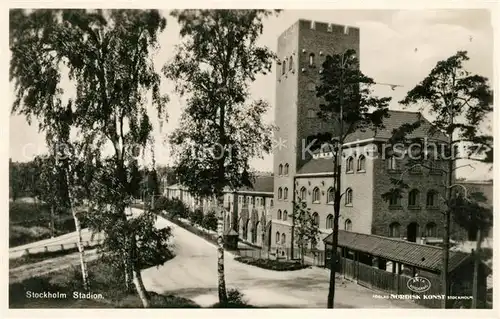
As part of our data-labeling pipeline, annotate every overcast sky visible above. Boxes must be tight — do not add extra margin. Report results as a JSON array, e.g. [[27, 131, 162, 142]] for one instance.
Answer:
[[9, 9, 494, 179]]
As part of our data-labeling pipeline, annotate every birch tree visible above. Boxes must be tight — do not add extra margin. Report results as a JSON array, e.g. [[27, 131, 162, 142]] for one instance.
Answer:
[[164, 9, 279, 306]]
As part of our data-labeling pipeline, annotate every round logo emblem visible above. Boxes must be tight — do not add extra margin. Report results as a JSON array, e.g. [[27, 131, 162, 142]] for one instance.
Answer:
[[407, 276, 431, 293]]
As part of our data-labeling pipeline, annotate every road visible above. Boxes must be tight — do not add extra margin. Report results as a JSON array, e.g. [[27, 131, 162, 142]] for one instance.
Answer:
[[137, 208, 422, 308]]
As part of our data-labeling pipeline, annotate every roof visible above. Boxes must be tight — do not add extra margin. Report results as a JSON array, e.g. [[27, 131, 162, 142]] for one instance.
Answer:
[[236, 175, 274, 193], [323, 230, 471, 273], [298, 110, 448, 175], [343, 110, 448, 144], [297, 158, 334, 175]]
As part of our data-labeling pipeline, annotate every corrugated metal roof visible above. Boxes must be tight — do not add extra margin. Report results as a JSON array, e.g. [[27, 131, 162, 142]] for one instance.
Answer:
[[323, 230, 470, 273]]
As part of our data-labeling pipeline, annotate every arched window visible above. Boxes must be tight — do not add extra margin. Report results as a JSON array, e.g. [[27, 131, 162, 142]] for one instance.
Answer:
[[389, 192, 400, 206], [278, 164, 283, 176], [282, 59, 286, 75], [278, 187, 283, 200], [283, 210, 288, 221], [345, 188, 353, 205], [345, 219, 352, 231], [309, 53, 315, 67], [326, 214, 334, 229], [327, 187, 335, 203], [284, 163, 289, 175], [284, 187, 288, 200], [281, 233, 286, 245], [289, 55, 293, 71], [346, 157, 354, 172], [276, 231, 280, 244], [307, 109, 316, 118], [387, 156, 397, 170], [408, 189, 420, 207], [426, 190, 437, 207], [300, 187, 307, 201], [312, 212, 319, 226], [389, 222, 400, 237], [357, 155, 366, 171], [312, 187, 320, 203], [277, 209, 282, 220], [426, 222, 437, 237]]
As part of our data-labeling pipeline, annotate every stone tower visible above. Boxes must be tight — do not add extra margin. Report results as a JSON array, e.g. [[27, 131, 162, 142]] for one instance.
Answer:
[[272, 19, 360, 251]]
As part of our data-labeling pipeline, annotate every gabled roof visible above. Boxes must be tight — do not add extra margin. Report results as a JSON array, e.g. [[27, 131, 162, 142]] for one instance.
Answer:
[[236, 175, 274, 193], [323, 230, 474, 273], [343, 110, 448, 143]]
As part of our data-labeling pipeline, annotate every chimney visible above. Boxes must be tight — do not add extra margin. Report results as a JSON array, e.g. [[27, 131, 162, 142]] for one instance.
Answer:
[[420, 237, 427, 245]]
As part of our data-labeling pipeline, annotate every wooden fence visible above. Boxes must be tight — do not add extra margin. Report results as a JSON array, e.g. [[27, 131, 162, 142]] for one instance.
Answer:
[[339, 257, 443, 308]]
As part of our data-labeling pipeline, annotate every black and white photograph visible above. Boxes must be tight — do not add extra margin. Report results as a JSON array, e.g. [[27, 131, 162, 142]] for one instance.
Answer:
[[5, 3, 497, 312]]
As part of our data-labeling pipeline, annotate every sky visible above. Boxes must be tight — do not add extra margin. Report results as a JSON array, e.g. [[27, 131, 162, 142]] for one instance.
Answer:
[[9, 9, 494, 180]]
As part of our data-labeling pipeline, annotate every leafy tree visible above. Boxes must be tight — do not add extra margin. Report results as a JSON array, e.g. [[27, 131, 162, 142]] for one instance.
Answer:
[[312, 49, 391, 308], [10, 9, 169, 307], [203, 210, 218, 232], [382, 51, 493, 308], [292, 200, 320, 265], [164, 9, 279, 306]]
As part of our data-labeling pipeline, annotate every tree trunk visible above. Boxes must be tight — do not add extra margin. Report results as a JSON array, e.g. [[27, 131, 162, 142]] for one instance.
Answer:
[[131, 234, 151, 308], [441, 141, 454, 309], [216, 197, 228, 306], [50, 205, 55, 238], [72, 209, 89, 290], [327, 152, 341, 309], [471, 228, 482, 309]]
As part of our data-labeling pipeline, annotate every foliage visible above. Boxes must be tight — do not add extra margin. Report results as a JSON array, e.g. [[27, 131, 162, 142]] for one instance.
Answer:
[[164, 9, 279, 199], [210, 288, 257, 308], [202, 210, 218, 231], [450, 192, 493, 241], [189, 208, 204, 226], [292, 200, 320, 265], [234, 256, 309, 271]]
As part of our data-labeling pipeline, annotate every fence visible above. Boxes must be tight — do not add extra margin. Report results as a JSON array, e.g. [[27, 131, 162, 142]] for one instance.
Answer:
[[10, 239, 104, 259], [236, 246, 325, 266], [338, 257, 443, 308]]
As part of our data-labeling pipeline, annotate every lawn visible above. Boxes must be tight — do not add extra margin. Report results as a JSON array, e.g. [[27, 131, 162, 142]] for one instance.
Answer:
[[9, 260, 200, 308], [9, 201, 76, 247], [234, 256, 310, 271]]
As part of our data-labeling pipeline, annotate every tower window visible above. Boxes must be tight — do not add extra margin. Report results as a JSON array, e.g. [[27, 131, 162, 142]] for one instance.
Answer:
[[327, 187, 334, 203], [282, 59, 286, 75], [289, 56, 293, 71], [283, 210, 288, 221], [278, 187, 283, 200], [277, 209, 282, 220], [309, 53, 315, 67], [346, 156, 354, 173], [326, 214, 334, 229], [284, 187, 289, 201], [300, 187, 307, 201], [312, 212, 319, 226], [278, 164, 283, 176], [408, 189, 420, 207], [389, 222, 401, 237], [357, 155, 366, 171], [345, 188, 353, 205], [284, 163, 289, 175]]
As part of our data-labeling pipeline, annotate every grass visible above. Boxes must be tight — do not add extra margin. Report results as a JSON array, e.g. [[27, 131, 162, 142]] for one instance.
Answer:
[[9, 242, 102, 269], [9, 260, 199, 308], [234, 256, 310, 271]]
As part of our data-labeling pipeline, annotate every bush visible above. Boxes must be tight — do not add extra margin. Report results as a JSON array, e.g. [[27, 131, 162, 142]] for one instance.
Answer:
[[168, 198, 189, 219], [210, 289, 256, 308], [234, 256, 309, 271], [189, 208, 204, 226], [202, 210, 218, 231]]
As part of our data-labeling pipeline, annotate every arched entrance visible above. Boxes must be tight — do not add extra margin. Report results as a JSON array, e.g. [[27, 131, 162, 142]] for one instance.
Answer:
[[407, 222, 419, 242], [255, 221, 261, 246]]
